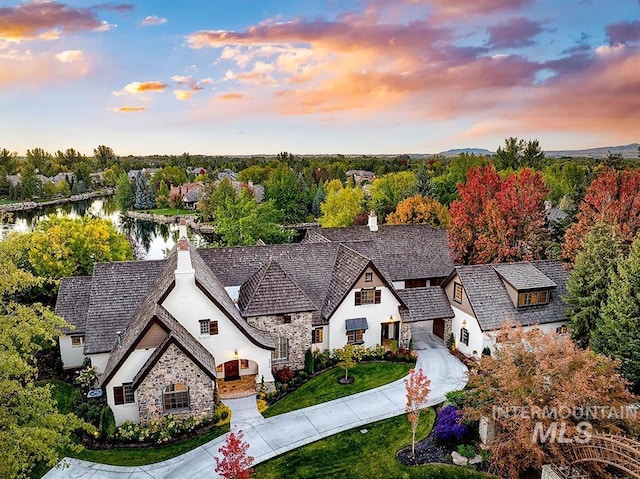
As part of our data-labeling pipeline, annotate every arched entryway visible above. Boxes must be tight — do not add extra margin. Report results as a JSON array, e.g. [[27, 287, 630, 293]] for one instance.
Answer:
[[216, 359, 259, 399]]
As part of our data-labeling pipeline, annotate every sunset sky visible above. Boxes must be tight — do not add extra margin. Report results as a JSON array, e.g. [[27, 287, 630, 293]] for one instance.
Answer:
[[1, 0, 639, 156]]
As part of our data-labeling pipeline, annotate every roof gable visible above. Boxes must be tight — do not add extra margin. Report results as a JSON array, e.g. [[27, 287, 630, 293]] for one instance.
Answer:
[[238, 258, 316, 316], [493, 263, 557, 291], [321, 244, 371, 319], [397, 287, 454, 322], [454, 260, 568, 331]]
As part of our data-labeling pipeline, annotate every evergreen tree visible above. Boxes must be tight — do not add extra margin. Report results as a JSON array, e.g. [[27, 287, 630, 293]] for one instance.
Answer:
[[114, 173, 134, 211], [265, 166, 307, 224], [198, 178, 237, 222], [311, 184, 326, 217], [565, 222, 623, 348], [0, 167, 9, 196], [19, 162, 42, 199], [156, 181, 170, 208], [591, 236, 640, 392], [134, 172, 156, 209]]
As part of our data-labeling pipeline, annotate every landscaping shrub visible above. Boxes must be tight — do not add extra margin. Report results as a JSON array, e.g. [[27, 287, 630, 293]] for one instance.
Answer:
[[446, 332, 455, 350], [457, 444, 476, 459], [304, 348, 314, 374], [274, 366, 295, 383], [434, 405, 469, 445], [444, 389, 466, 409], [482, 346, 491, 357], [99, 406, 116, 440], [74, 396, 106, 428]]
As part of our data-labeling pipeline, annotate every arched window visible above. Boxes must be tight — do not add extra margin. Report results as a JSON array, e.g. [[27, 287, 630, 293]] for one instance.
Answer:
[[163, 383, 189, 411]]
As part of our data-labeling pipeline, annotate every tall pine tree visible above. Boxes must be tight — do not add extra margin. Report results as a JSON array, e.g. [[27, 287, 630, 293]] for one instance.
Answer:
[[564, 221, 623, 348], [134, 172, 156, 209], [591, 236, 640, 393]]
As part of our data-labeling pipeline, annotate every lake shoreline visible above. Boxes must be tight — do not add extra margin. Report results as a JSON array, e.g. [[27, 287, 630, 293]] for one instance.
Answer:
[[124, 211, 215, 234], [0, 189, 114, 212]]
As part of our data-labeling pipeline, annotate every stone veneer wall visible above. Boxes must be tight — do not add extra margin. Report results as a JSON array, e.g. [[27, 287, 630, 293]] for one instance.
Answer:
[[247, 312, 312, 371], [444, 318, 453, 344], [399, 322, 412, 349], [137, 343, 215, 425]]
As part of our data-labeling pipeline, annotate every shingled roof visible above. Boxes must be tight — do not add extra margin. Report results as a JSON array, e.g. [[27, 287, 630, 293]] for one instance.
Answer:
[[238, 258, 316, 316], [493, 263, 557, 291], [321, 244, 371, 319], [83, 259, 168, 354], [304, 224, 453, 280], [397, 287, 454, 323], [450, 260, 568, 331], [55, 276, 92, 334]]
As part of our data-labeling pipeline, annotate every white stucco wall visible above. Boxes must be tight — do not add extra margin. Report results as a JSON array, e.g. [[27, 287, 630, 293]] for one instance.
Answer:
[[88, 353, 110, 375], [392, 281, 405, 290], [161, 267, 274, 384], [59, 335, 86, 369], [106, 348, 155, 426], [311, 325, 329, 352], [328, 287, 401, 350], [451, 307, 484, 358]]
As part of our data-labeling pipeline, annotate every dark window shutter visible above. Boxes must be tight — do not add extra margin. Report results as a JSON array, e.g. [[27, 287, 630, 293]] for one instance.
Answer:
[[113, 386, 124, 405], [375, 289, 381, 304], [210, 320, 219, 335], [355, 291, 362, 305]]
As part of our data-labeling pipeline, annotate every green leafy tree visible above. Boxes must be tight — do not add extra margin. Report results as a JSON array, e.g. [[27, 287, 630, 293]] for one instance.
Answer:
[[198, 178, 238, 222], [386, 194, 450, 228], [101, 165, 121, 187], [94, 145, 118, 169], [215, 190, 292, 246], [0, 244, 87, 478], [73, 161, 94, 191], [115, 173, 134, 211], [319, 179, 364, 227], [265, 165, 307, 224], [8, 216, 132, 279], [494, 137, 544, 170], [156, 181, 170, 208], [19, 161, 42, 199], [237, 164, 272, 185], [565, 222, 623, 348], [152, 166, 188, 190], [591, 236, 640, 392], [26, 147, 55, 176], [0, 167, 9, 196], [333, 344, 360, 382], [368, 171, 418, 218], [56, 179, 71, 197], [0, 148, 18, 174]]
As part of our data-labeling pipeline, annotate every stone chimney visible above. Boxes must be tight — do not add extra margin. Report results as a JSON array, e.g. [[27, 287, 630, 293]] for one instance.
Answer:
[[175, 218, 194, 276], [368, 210, 378, 232]]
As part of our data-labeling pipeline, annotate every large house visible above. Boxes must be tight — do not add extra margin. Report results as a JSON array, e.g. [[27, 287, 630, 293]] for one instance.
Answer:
[[55, 215, 568, 426]]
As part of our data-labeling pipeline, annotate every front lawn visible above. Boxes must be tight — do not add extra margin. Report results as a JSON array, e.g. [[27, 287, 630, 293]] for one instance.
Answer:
[[38, 379, 79, 414], [69, 424, 230, 466], [255, 411, 497, 479], [263, 361, 414, 418]]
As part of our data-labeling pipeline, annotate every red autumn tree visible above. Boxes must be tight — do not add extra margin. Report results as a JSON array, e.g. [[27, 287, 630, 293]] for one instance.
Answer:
[[562, 168, 640, 263], [404, 368, 431, 459], [215, 430, 254, 479], [386, 194, 451, 228], [448, 165, 550, 264]]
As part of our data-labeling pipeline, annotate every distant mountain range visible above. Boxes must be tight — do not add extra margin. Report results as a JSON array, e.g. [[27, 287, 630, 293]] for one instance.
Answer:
[[438, 143, 640, 159]]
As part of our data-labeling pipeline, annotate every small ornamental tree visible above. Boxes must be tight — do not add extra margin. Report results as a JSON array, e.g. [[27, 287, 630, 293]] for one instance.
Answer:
[[404, 368, 431, 458], [333, 344, 359, 383], [215, 429, 254, 479]]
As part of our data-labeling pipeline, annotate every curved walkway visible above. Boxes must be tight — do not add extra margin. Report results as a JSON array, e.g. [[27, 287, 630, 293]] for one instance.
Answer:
[[43, 335, 467, 478]]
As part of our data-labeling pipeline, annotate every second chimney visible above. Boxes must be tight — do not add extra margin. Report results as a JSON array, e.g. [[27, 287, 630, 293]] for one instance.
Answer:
[[368, 210, 378, 232]]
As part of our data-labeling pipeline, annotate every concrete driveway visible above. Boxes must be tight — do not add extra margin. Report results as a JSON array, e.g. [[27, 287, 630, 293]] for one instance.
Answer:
[[43, 334, 467, 479]]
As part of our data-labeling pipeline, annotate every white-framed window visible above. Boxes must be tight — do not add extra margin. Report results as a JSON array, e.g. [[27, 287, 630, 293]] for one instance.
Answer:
[[163, 383, 189, 411], [272, 337, 288, 361], [347, 329, 364, 345], [71, 335, 85, 347], [460, 327, 469, 346], [241, 359, 250, 369], [518, 290, 550, 307], [453, 283, 463, 304], [199, 319, 219, 335], [365, 272, 373, 282], [355, 288, 380, 305], [312, 327, 323, 344]]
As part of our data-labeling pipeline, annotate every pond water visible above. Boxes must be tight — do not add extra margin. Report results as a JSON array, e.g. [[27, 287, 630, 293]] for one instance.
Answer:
[[0, 197, 209, 260]]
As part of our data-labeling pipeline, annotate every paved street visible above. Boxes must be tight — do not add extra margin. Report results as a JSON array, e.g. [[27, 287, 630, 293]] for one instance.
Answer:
[[43, 333, 467, 479]]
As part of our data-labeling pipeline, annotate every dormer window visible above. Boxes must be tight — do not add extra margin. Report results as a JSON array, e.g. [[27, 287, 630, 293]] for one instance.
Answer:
[[517, 290, 549, 307]]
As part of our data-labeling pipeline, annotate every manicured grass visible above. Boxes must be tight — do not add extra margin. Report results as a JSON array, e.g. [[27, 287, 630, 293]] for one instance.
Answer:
[[38, 379, 80, 414], [263, 361, 414, 418], [143, 208, 194, 216], [0, 199, 18, 205], [68, 424, 230, 466], [255, 410, 496, 479]]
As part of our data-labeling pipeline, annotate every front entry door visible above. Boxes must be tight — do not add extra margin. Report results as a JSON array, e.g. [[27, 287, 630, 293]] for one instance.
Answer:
[[381, 321, 401, 345], [224, 360, 239, 381]]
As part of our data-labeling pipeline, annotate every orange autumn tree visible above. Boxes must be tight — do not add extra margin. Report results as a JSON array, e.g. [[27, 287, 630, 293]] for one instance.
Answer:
[[404, 368, 431, 459], [464, 323, 638, 479], [448, 165, 549, 264], [562, 168, 640, 263], [386, 194, 450, 228]]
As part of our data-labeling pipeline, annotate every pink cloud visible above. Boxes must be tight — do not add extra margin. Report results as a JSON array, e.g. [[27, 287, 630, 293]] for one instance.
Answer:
[[425, 0, 533, 19], [218, 93, 246, 101], [142, 16, 167, 26], [486, 17, 545, 49], [606, 20, 640, 45], [114, 81, 167, 95], [111, 106, 147, 112], [0, 1, 109, 41]]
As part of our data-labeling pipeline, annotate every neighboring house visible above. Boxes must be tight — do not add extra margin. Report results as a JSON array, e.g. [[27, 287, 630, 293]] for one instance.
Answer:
[[55, 218, 455, 425], [170, 182, 205, 209], [127, 168, 160, 181], [217, 169, 236, 181], [442, 261, 568, 357], [346, 169, 376, 183]]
